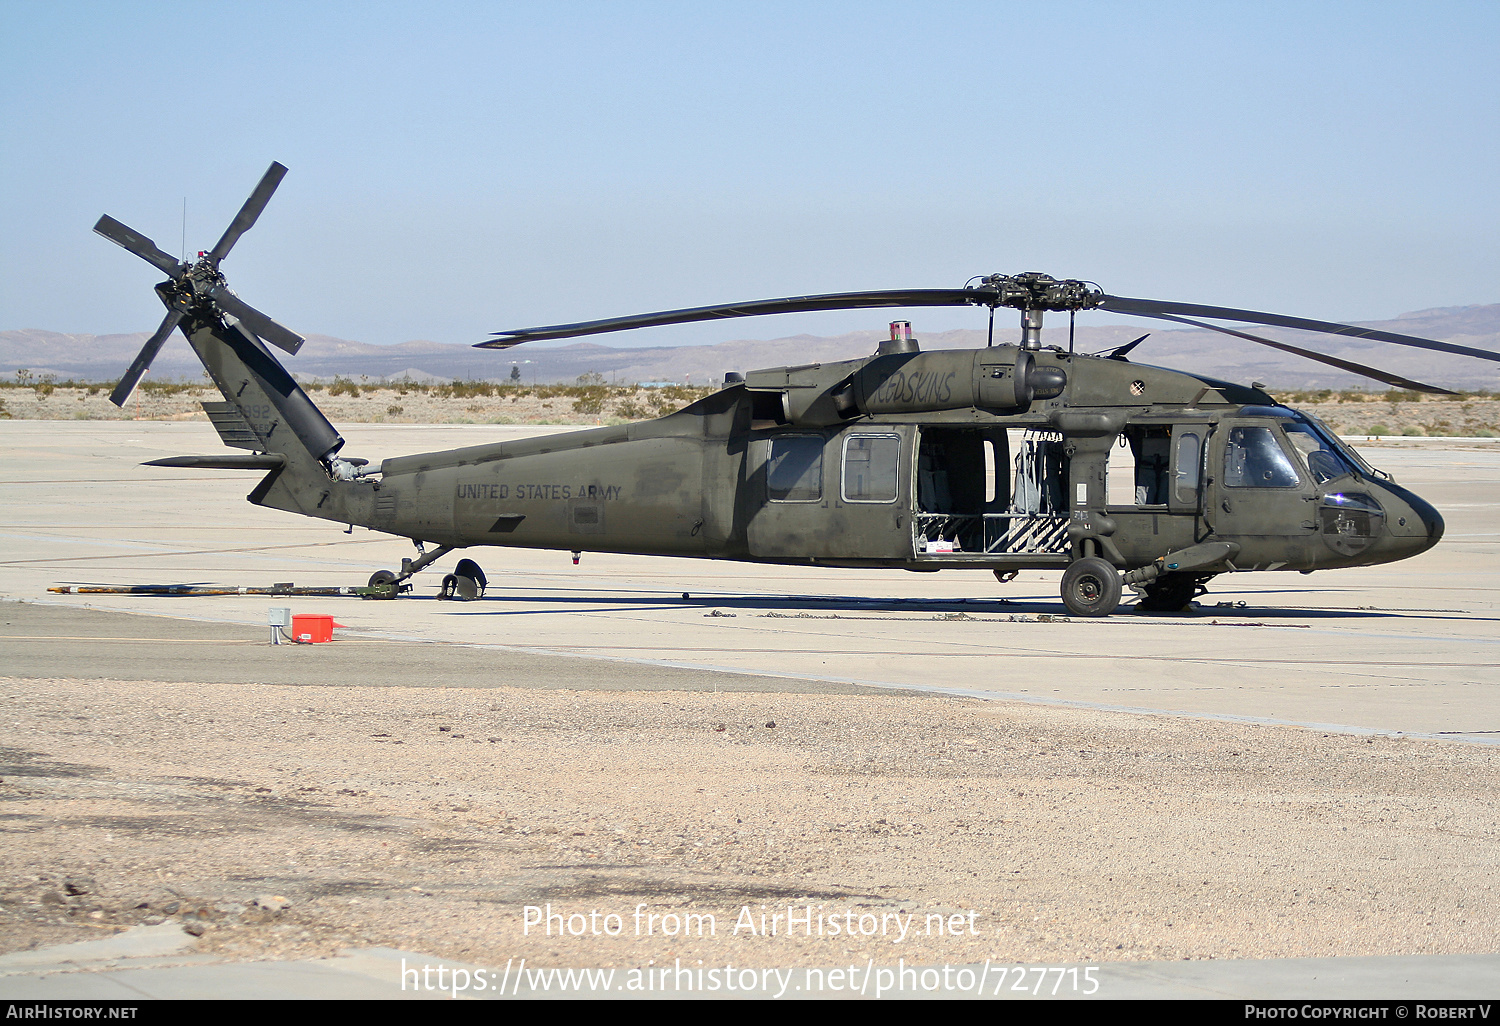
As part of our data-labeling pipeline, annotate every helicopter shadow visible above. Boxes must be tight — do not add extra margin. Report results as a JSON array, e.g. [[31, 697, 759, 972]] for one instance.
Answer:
[[49, 581, 1490, 624], [441, 591, 1042, 618], [1190, 586, 1496, 625], [432, 589, 1481, 623]]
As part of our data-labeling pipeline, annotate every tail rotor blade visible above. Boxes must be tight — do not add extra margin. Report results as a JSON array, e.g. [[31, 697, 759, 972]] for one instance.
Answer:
[[206, 162, 287, 265], [93, 216, 186, 277], [110, 308, 185, 406], [207, 286, 305, 354]]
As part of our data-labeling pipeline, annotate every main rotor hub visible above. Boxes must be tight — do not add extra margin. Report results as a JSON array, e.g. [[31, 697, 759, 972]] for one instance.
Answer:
[[968, 273, 1103, 350], [973, 272, 1105, 313]]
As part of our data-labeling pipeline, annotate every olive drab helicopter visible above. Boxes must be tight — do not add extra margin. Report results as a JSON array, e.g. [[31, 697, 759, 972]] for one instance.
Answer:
[[94, 164, 1500, 615]]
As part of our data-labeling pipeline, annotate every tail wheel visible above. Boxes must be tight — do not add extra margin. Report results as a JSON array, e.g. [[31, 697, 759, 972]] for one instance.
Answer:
[[1061, 556, 1122, 617], [367, 569, 400, 600]]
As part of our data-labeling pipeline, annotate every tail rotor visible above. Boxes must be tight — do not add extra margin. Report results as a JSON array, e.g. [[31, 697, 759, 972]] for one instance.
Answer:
[[94, 161, 305, 406]]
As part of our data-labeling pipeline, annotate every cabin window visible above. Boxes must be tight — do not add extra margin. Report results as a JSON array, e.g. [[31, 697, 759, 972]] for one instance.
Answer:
[[766, 436, 823, 501], [842, 434, 900, 502], [1173, 430, 1203, 505], [1224, 425, 1300, 488], [1123, 427, 1171, 506]]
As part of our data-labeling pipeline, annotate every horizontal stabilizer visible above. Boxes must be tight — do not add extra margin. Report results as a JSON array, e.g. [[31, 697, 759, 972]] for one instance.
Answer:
[[144, 454, 287, 470]]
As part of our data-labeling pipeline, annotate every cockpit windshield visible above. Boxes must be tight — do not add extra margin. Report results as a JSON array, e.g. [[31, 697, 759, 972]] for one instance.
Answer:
[[1299, 412, 1385, 480], [1282, 420, 1359, 485]]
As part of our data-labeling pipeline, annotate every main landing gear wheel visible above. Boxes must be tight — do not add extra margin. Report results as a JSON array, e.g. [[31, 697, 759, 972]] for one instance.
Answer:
[[1060, 556, 1122, 617]]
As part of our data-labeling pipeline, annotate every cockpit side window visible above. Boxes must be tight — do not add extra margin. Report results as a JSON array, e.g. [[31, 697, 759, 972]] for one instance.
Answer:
[[1224, 425, 1300, 488]]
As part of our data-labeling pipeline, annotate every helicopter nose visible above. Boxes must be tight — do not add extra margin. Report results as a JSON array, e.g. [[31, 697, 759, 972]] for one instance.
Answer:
[[1421, 501, 1444, 546], [1382, 486, 1444, 556]]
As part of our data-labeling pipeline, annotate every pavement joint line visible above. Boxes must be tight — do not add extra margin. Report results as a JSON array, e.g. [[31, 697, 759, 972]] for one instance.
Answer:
[[0, 635, 261, 644], [0, 534, 396, 564], [562, 607, 1500, 658], [485, 645, 1496, 666]]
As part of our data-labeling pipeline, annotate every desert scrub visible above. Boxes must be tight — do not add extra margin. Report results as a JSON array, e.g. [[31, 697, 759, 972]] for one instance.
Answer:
[[571, 385, 608, 415], [436, 379, 496, 400]]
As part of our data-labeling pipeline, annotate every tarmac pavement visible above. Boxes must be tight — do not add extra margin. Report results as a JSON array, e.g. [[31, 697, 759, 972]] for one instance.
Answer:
[[2, 422, 1497, 740]]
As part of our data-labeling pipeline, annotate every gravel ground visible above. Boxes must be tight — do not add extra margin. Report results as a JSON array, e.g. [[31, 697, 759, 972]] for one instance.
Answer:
[[4, 672, 1498, 970]]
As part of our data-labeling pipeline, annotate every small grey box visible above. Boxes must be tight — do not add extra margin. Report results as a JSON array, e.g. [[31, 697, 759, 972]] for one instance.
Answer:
[[268, 607, 292, 627]]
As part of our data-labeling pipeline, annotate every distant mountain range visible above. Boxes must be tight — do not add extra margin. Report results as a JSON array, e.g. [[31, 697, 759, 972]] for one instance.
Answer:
[[5, 303, 1500, 391]]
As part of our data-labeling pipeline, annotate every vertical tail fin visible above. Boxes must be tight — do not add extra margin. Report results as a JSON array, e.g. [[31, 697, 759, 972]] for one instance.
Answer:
[[191, 314, 342, 462]]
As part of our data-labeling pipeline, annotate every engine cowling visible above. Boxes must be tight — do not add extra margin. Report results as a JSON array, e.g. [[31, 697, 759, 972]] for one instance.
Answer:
[[743, 344, 1068, 426], [844, 346, 1066, 418]]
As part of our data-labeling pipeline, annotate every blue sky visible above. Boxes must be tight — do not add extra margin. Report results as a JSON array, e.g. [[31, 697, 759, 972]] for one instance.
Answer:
[[3, 0, 1497, 348]]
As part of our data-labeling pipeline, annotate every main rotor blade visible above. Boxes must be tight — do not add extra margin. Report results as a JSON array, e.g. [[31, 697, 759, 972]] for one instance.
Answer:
[[478, 288, 990, 347], [206, 287, 304, 354], [1147, 312, 1458, 395], [93, 215, 186, 277], [206, 162, 287, 265], [1099, 294, 1500, 365], [110, 308, 186, 406]]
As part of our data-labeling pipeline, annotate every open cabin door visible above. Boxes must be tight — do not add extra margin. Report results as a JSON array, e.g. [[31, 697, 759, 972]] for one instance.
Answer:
[[911, 427, 1070, 563], [1104, 423, 1212, 559]]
